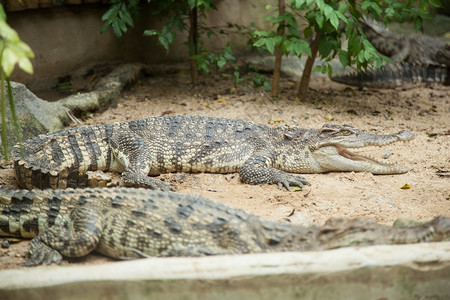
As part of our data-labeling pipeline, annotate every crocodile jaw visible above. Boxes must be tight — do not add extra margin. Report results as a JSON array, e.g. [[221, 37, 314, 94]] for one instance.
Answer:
[[312, 145, 410, 174]]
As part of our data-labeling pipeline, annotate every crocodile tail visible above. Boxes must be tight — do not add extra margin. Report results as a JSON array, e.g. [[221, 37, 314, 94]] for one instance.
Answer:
[[331, 63, 450, 89], [13, 124, 113, 189]]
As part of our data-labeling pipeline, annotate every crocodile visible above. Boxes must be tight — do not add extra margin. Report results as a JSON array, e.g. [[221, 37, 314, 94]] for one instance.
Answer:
[[0, 186, 448, 266], [13, 115, 414, 191], [331, 62, 449, 89], [331, 18, 450, 88]]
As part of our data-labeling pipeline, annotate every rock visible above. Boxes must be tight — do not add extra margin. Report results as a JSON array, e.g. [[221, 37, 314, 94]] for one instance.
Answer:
[[0, 63, 144, 159], [0, 81, 69, 159]]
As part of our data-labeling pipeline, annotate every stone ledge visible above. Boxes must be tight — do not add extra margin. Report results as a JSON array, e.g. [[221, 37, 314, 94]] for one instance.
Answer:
[[1, 242, 449, 300]]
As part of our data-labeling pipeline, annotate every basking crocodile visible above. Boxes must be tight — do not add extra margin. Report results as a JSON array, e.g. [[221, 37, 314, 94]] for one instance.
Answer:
[[13, 115, 414, 191], [331, 63, 449, 89], [0, 186, 448, 266], [331, 18, 450, 88]]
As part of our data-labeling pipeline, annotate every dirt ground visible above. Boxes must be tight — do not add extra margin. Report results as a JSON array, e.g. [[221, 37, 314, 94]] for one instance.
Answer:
[[1, 68, 449, 269]]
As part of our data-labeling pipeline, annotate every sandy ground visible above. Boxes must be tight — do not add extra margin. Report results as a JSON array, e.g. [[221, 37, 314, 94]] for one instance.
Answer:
[[0, 69, 449, 269]]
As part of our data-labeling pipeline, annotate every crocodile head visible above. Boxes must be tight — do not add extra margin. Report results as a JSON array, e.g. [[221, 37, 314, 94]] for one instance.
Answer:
[[304, 124, 414, 174]]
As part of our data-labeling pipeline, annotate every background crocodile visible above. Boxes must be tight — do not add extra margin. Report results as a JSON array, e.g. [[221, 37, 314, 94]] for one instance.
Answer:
[[13, 115, 414, 191], [331, 18, 450, 88], [0, 187, 448, 266]]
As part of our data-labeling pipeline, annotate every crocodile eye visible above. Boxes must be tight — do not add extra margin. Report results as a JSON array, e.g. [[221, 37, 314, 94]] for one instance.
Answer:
[[340, 130, 350, 135]]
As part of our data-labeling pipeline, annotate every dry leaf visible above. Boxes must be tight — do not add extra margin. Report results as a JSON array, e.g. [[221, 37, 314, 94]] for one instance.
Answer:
[[400, 184, 410, 189]]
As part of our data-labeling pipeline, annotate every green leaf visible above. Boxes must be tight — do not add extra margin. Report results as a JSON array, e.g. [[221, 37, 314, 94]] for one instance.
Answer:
[[304, 27, 313, 38], [1, 38, 35, 76], [318, 37, 333, 57], [217, 56, 227, 68], [294, 40, 311, 56], [338, 2, 347, 14], [361, 1, 370, 10], [370, 3, 382, 16], [253, 30, 269, 37], [100, 21, 112, 34], [293, 0, 306, 8], [265, 38, 275, 54], [429, 0, 442, 7], [312, 65, 322, 73], [329, 12, 339, 30], [0, 5, 6, 20], [316, 0, 325, 11], [119, 8, 134, 27], [357, 50, 365, 63], [315, 14, 324, 28], [324, 5, 333, 18], [158, 36, 170, 52], [143, 29, 159, 36], [18, 56, 33, 74], [338, 51, 349, 67], [111, 21, 123, 37], [414, 17, 423, 32], [117, 18, 127, 34], [335, 10, 347, 22], [253, 38, 267, 48], [101, 5, 120, 21]]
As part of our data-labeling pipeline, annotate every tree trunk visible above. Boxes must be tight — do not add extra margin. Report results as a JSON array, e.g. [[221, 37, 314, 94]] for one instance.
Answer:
[[188, 7, 199, 84], [297, 32, 320, 99], [271, 0, 285, 97]]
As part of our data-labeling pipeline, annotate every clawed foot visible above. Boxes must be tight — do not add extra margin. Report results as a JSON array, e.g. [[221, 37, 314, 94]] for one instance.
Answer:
[[275, 173, 310, 191], [122, 172, 174, 191], [22, 239, 63, 267]]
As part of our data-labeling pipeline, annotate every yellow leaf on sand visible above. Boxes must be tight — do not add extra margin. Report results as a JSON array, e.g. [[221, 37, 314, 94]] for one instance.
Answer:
[[400, 184, 410, 189]]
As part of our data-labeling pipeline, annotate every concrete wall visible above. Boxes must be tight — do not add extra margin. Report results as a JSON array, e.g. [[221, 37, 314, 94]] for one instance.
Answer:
[[7, 1, 275, 90], [1, 243, 450, 300]]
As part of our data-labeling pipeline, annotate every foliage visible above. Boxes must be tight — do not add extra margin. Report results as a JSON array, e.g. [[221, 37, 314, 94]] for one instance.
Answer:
[[101, 0, 237, 83], [0, 5, 35, 160], [251, 0, 442, 97]]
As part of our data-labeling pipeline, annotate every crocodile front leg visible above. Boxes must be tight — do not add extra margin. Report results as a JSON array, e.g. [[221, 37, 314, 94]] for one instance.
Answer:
[[23, 206, 103, 266], [239, 152, 310, 191], [110, 133, 173, 191]]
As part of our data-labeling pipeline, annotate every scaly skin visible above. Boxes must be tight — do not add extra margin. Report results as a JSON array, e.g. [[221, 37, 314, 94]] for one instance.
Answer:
[[331, 18, 450, 88], [13, 115, 414, 191], [0, 187, 447, 266], [331, 63, 449, 88], [360, 17, 446, 66]]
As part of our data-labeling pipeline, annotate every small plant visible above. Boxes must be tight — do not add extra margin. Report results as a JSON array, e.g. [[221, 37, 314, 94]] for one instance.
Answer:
[[101, 0, 237, 84], [0, 5, 35, 160], [251, 0, 441, 98]]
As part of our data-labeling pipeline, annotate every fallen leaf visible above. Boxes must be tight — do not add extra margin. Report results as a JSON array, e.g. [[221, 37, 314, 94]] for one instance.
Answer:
[[161, 110, 176, 116], [269, 119, 284, 124], [400, 184, 410, 189], [217, 98, 227, 103], [290, 186, 302, 192], [325, 114, 334, 121]]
